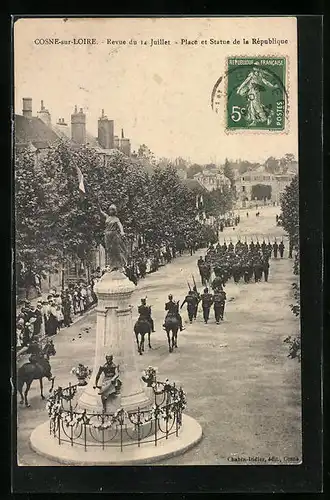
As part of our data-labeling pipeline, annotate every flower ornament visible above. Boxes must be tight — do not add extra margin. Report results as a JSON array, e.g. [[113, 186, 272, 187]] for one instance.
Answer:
[[71, 364, 92, 386], [142, 366, 157, 387]]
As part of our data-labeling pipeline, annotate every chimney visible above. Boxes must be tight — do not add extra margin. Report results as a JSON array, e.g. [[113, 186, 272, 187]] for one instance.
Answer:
[[97, 110, 114, 149], [37, 99, 51, 126], [22, 98, 32, 118], [71, 105, 86, 145], [120, 137, 131, 156], [113, 135, 120, 149], [121, 128, 124, 139], [57, 117, 67, 126]]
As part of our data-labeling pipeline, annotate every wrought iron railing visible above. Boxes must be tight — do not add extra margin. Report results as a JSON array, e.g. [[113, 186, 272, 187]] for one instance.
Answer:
[[46, 379, 187, 451]]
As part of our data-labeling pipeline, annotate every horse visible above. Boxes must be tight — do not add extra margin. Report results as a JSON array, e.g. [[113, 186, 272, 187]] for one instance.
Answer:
[[134, 319, 152, 355], [17, 340, 56, 408], [164, 315, 180, 353]]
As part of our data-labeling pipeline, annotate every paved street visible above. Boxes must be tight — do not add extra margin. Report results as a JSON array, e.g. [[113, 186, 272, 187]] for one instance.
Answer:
[[17, 206, 301, 465]]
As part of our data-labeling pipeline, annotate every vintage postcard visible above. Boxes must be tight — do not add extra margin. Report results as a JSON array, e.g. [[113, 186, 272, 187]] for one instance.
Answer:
[[14, 17, 302, 469]]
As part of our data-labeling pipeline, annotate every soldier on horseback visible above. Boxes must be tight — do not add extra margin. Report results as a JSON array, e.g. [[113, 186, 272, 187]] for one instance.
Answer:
[[138, 298, 155, 332], [163, 294, 185, 331], [17, 339, 56, 407]]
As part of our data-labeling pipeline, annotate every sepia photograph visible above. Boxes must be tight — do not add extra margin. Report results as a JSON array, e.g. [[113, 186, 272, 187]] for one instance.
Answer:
[[13, 17, 302, 467]]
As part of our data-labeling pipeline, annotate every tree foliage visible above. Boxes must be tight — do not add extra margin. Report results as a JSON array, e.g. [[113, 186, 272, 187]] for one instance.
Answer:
[[223, 158, 235, 187], [280, 175, 299, 249], [16, 141, 221, 279], [186, 163, 203, 178], [280, 174, 300, 361], [209, 185, 235, 217]]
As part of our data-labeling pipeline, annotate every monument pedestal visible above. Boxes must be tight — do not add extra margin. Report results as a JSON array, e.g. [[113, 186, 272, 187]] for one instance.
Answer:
[[78, 271, 151, 413]]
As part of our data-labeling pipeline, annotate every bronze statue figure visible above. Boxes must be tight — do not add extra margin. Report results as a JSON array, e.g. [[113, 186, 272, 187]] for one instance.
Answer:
[[93, 355, 122, 412], [99, 204, 128, 273]]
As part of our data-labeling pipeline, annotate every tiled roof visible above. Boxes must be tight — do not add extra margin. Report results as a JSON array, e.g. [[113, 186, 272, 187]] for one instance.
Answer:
[[183, 179, 208, 192], [14, 115, 59, 147], [51, 123, 99, 147]]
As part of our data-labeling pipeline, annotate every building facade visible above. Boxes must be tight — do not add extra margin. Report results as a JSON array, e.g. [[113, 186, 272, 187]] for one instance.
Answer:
[[193, 169, 231, 192], [235, 167, 296, 207]]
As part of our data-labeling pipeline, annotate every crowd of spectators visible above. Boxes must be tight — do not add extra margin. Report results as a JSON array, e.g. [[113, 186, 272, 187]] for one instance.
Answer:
[[16, 280, 98, 351]]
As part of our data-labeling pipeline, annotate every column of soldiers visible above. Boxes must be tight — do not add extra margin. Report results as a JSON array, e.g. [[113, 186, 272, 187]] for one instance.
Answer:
[[197, 238, 285, 288], [124, 231, 211, 286], [179, 284, 227, 326]]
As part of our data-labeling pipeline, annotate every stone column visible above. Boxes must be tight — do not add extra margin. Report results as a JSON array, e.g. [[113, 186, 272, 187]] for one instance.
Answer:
[[78, 271, 150, 413]]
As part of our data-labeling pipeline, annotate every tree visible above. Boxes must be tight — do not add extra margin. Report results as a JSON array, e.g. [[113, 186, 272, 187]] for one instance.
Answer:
[[136, 144, 157, 167], [187, 163, 203, 178], [209, 185, 235, 217], [265, 156, 280, 174], [38, 141, 105, 265], [15, 148, 59, 293], [237, 160, 261, 175], [223, 158, 235, 187], [147, 165, 196, 245], [280, 175, 299, 249], [284, 153, 296, 164], [280, 175, 300, 361]]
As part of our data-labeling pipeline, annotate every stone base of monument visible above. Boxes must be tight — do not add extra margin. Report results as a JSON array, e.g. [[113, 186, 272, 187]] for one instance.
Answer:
[[30, 414, 203, 465]]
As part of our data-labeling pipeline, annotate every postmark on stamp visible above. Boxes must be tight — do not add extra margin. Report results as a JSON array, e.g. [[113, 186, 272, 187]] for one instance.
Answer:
[[211, 56, 289, 133]]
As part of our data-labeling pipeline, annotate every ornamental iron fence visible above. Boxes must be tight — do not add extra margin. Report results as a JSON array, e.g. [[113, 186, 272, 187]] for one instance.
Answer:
[[46, 377, 187, 451]]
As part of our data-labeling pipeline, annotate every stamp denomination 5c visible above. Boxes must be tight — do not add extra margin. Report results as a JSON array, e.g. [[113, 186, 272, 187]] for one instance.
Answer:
[[211, 56, 288, 133]]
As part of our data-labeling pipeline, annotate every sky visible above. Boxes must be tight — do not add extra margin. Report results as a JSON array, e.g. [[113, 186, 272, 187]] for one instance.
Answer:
[[14, 17, 298, 165]]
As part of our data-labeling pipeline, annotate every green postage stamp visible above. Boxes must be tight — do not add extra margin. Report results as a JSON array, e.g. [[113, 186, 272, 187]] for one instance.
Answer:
[[212, 56, 288, 132]]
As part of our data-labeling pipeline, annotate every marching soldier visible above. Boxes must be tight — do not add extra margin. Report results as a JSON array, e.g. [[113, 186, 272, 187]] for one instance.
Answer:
[[180, 290, 198, 324], [267, 241, 273, 257], [261, 240, 267, 254], [273, 240, 279, 258], [253, 257, 263, 283], [197, 256, 205, 283], [180, 290, 197, 324], [243, 261, 251, 283], [262, 258, 270, 282], [279, 240, 285, 258], [200, 287, 213, 324], [213, 288, 227, 324], [191, 285, 200, 320], [211, 268, 224, 291], [138, 298, 155, 332]]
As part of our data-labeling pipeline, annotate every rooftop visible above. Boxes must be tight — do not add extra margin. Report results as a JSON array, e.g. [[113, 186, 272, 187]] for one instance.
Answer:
[[14, 115, 59, 148], [183, 179, 208, 192]]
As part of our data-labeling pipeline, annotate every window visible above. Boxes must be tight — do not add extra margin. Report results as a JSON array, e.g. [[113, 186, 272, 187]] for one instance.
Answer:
[[242, 186, 246, 192]]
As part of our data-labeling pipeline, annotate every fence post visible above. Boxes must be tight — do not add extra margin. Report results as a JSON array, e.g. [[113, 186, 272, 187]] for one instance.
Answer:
[[137, 407, 141, 448]]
